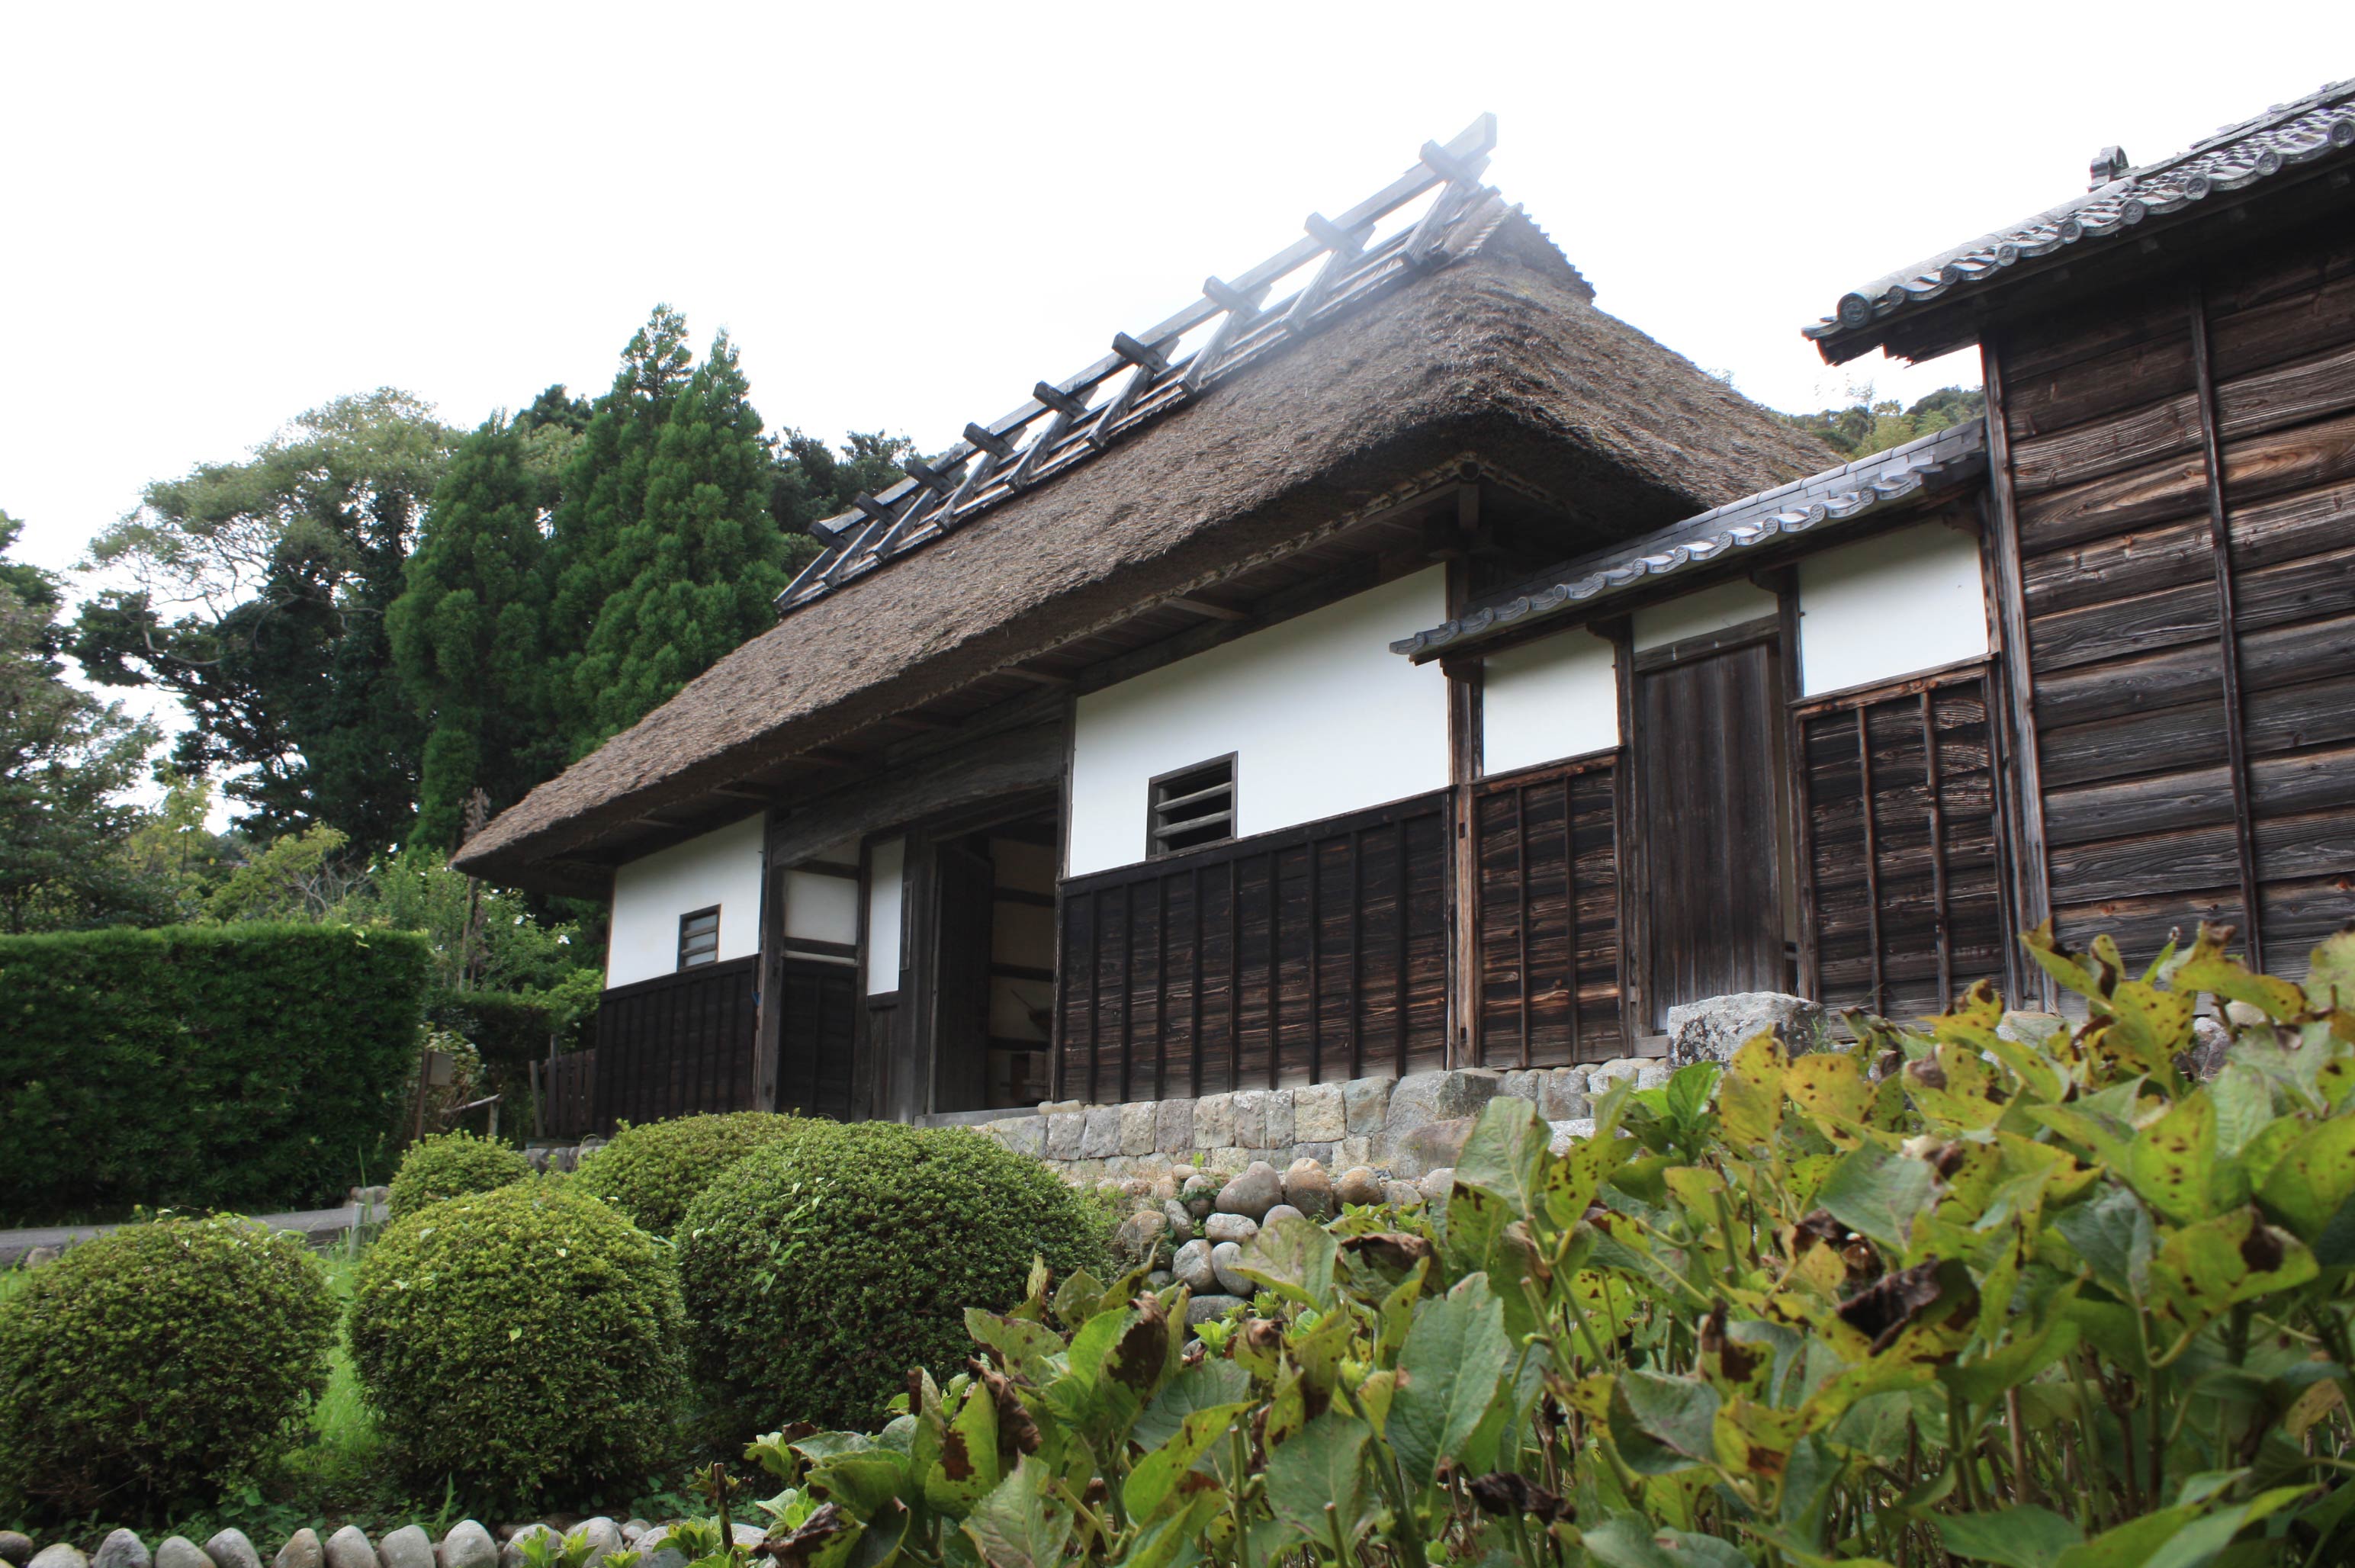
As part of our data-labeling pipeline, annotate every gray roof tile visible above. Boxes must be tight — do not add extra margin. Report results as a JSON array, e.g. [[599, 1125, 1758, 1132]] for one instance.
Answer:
[[1804, 79, 2355, 360], [1390, 417, 1987, 657]]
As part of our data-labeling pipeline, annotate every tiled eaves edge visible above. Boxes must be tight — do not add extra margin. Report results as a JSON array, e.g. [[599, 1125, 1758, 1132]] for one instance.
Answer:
[[1389, 417, 1987, 660]]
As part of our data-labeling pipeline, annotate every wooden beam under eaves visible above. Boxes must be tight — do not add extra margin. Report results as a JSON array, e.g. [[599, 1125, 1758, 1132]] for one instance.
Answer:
[[1002, 665, 1075, 686], [1167, 596, 1248, 622]]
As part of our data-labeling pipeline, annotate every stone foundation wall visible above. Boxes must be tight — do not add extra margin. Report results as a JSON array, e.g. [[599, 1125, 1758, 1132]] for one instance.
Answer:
[[973, 1057, 1669, 1187]]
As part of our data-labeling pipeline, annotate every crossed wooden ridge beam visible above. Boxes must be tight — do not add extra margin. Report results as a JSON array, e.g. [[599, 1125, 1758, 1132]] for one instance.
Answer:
[[776, 113, 1502, 612]]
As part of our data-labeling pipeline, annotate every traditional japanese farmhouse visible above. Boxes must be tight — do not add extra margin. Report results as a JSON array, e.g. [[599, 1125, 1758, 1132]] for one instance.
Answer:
[[457, 83, 2355, 1138]]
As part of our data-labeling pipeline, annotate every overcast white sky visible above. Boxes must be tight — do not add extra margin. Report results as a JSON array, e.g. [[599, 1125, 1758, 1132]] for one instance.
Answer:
[[2, 2, 2347, 586]]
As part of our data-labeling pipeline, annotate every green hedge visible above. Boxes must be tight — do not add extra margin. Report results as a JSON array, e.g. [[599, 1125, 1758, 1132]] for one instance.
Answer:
[[0, 923, 430, 1224]]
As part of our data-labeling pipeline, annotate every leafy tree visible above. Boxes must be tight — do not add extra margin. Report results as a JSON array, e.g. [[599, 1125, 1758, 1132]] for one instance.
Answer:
[[1779, 383, 1986, 459], [71, 392, 456, 849], [545, 308, 821, 757], [114, 770, 236, 921], [200, 824, 358, 922], [769, 428, 917, 540], [0, 512, 163, 932], [387, 413, 564, 851], [326, 845, 593, 996]]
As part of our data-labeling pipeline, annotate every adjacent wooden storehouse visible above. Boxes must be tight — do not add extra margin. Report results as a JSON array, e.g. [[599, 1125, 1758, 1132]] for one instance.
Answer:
[[456, 85, 2355, 1133]]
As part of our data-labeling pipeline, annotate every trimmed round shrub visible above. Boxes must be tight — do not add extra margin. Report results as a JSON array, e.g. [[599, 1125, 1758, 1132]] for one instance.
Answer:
[[387, 1129, 532, 1220], [679, 1120, 1109, 1431], [0, 1215, 336, 1517], [573, 1112, 805, 1235], [349, 1181, 685, 1510]]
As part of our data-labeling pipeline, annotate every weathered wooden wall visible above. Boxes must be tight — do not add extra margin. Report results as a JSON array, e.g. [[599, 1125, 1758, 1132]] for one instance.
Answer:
[[1798, 670, 2011, 1016], [1055, 793, 1451, 1102], [775, 959, 858, 1120], [1470, 757, 1627, 1064], [590, 956, 759, 1133], [1995, 216, 2355, 976]]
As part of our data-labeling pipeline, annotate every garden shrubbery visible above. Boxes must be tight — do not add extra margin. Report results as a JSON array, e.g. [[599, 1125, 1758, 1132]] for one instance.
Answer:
[[573, 1111, 805, 1235], [0, 923, 429, 1224], [348, 1181, 685, 1511], [386, 1129, 534, 1221], [679, 1120, 1109, 1430], [0, 1216, 336, 1518], [734, 924, 2355, 1568]]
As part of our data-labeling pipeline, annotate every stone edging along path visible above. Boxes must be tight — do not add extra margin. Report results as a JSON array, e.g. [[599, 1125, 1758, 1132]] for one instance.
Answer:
[[0, 1515, 763, 1568]]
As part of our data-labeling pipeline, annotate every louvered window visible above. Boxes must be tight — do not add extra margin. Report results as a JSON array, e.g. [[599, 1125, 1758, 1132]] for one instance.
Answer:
[[677, 907, 721, 970], [1150, 756, 1236, 857]]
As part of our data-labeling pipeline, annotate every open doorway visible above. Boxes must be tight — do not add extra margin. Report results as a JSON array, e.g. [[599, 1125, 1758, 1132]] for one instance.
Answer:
[[917, 803, 1060, 1115]]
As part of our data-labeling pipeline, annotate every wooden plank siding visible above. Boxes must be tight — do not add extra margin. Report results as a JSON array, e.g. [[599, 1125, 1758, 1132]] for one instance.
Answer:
[[542, 1048, 599, 1140], [1797, 671, 2010, 1018], [1055, 793, 1451, 1101], [589, 956, 760, 1133], [1996, 218, 2355, 978], [1470, 756, 1627, 1065], [776, 959, 859, 1120]]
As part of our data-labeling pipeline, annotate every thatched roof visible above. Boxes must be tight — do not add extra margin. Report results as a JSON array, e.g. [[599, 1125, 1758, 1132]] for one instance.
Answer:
[[455, 195, 1833, 888]]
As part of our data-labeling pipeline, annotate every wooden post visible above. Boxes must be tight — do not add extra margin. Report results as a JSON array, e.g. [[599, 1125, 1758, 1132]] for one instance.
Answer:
[[1979, 338, 2055, 1007], [1444, 493, 1483, 1068], [751, 824, 786, 1113], [2187, 281, 2266, 972]]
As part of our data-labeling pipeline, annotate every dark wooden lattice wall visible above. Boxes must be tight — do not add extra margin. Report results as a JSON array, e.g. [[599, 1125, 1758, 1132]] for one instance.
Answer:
[[1996, 217, 2355, 978], [776, 959, 858, 1120], [1798, 671, 2011, 1017], [1055, 793, 1451, 1102], [1470, 757, 1626, 1065], [590, 956, 758, 1133]]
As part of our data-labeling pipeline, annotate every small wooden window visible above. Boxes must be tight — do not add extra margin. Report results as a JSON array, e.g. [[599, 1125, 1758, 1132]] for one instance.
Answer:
[[677, 906, 721, 969], [1149, 755, 1236, 857]]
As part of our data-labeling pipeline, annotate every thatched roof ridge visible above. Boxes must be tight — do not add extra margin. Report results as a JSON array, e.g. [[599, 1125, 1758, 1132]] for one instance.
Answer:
[[455, 202, 1833, 885]]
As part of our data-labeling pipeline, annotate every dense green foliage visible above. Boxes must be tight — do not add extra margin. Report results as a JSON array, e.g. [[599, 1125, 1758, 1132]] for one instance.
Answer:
[[348, 1182, 686, 1512], [386, 1129, 534, 1221], [679, 1121, 1110, 1431], [541, 308, 812, 759], [741, 924, 2355, 1568], [1778, 384, 1986, 459], [385, 403, 573, 852], [0, 924, 429, 1223], [72, 393, 457, 848], [0, 1216, 336, 1518], [0, 513, 165, 933], [573, 1112, 806, 1236]]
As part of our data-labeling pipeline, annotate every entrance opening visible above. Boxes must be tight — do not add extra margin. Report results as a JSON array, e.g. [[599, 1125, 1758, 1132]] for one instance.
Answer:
[[924, 805, 1060, 1114]]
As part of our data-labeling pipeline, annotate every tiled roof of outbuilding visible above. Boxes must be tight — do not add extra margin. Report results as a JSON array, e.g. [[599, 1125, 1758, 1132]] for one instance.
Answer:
[[1806, 79, 2355, 365], [1390, 416, 1987, 659]]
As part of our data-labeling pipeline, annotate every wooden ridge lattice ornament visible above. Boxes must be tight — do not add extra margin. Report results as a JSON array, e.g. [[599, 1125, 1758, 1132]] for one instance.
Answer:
[[776, 112, 1501, 611]]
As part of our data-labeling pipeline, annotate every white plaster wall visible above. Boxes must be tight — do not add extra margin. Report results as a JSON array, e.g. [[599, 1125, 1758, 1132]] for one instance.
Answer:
[[782, 870, 859, 946], [606, 814, 766, 988], [1067, 568, 1451, 876], [1481, 631, 1620, 776], [866, 837, 906, 995], [1798, 523, 1987, 697], [1631, 578, 1778, 652]]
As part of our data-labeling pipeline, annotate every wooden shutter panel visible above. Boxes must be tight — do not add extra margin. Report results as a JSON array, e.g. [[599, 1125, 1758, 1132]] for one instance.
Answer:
[[1800, 671, 2008, 1017], [1472, 757, 1625, 1065]]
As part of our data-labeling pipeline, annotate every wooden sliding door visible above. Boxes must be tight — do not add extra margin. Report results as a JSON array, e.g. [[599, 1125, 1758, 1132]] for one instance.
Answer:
[[1636, 635, 1788, 1028]]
